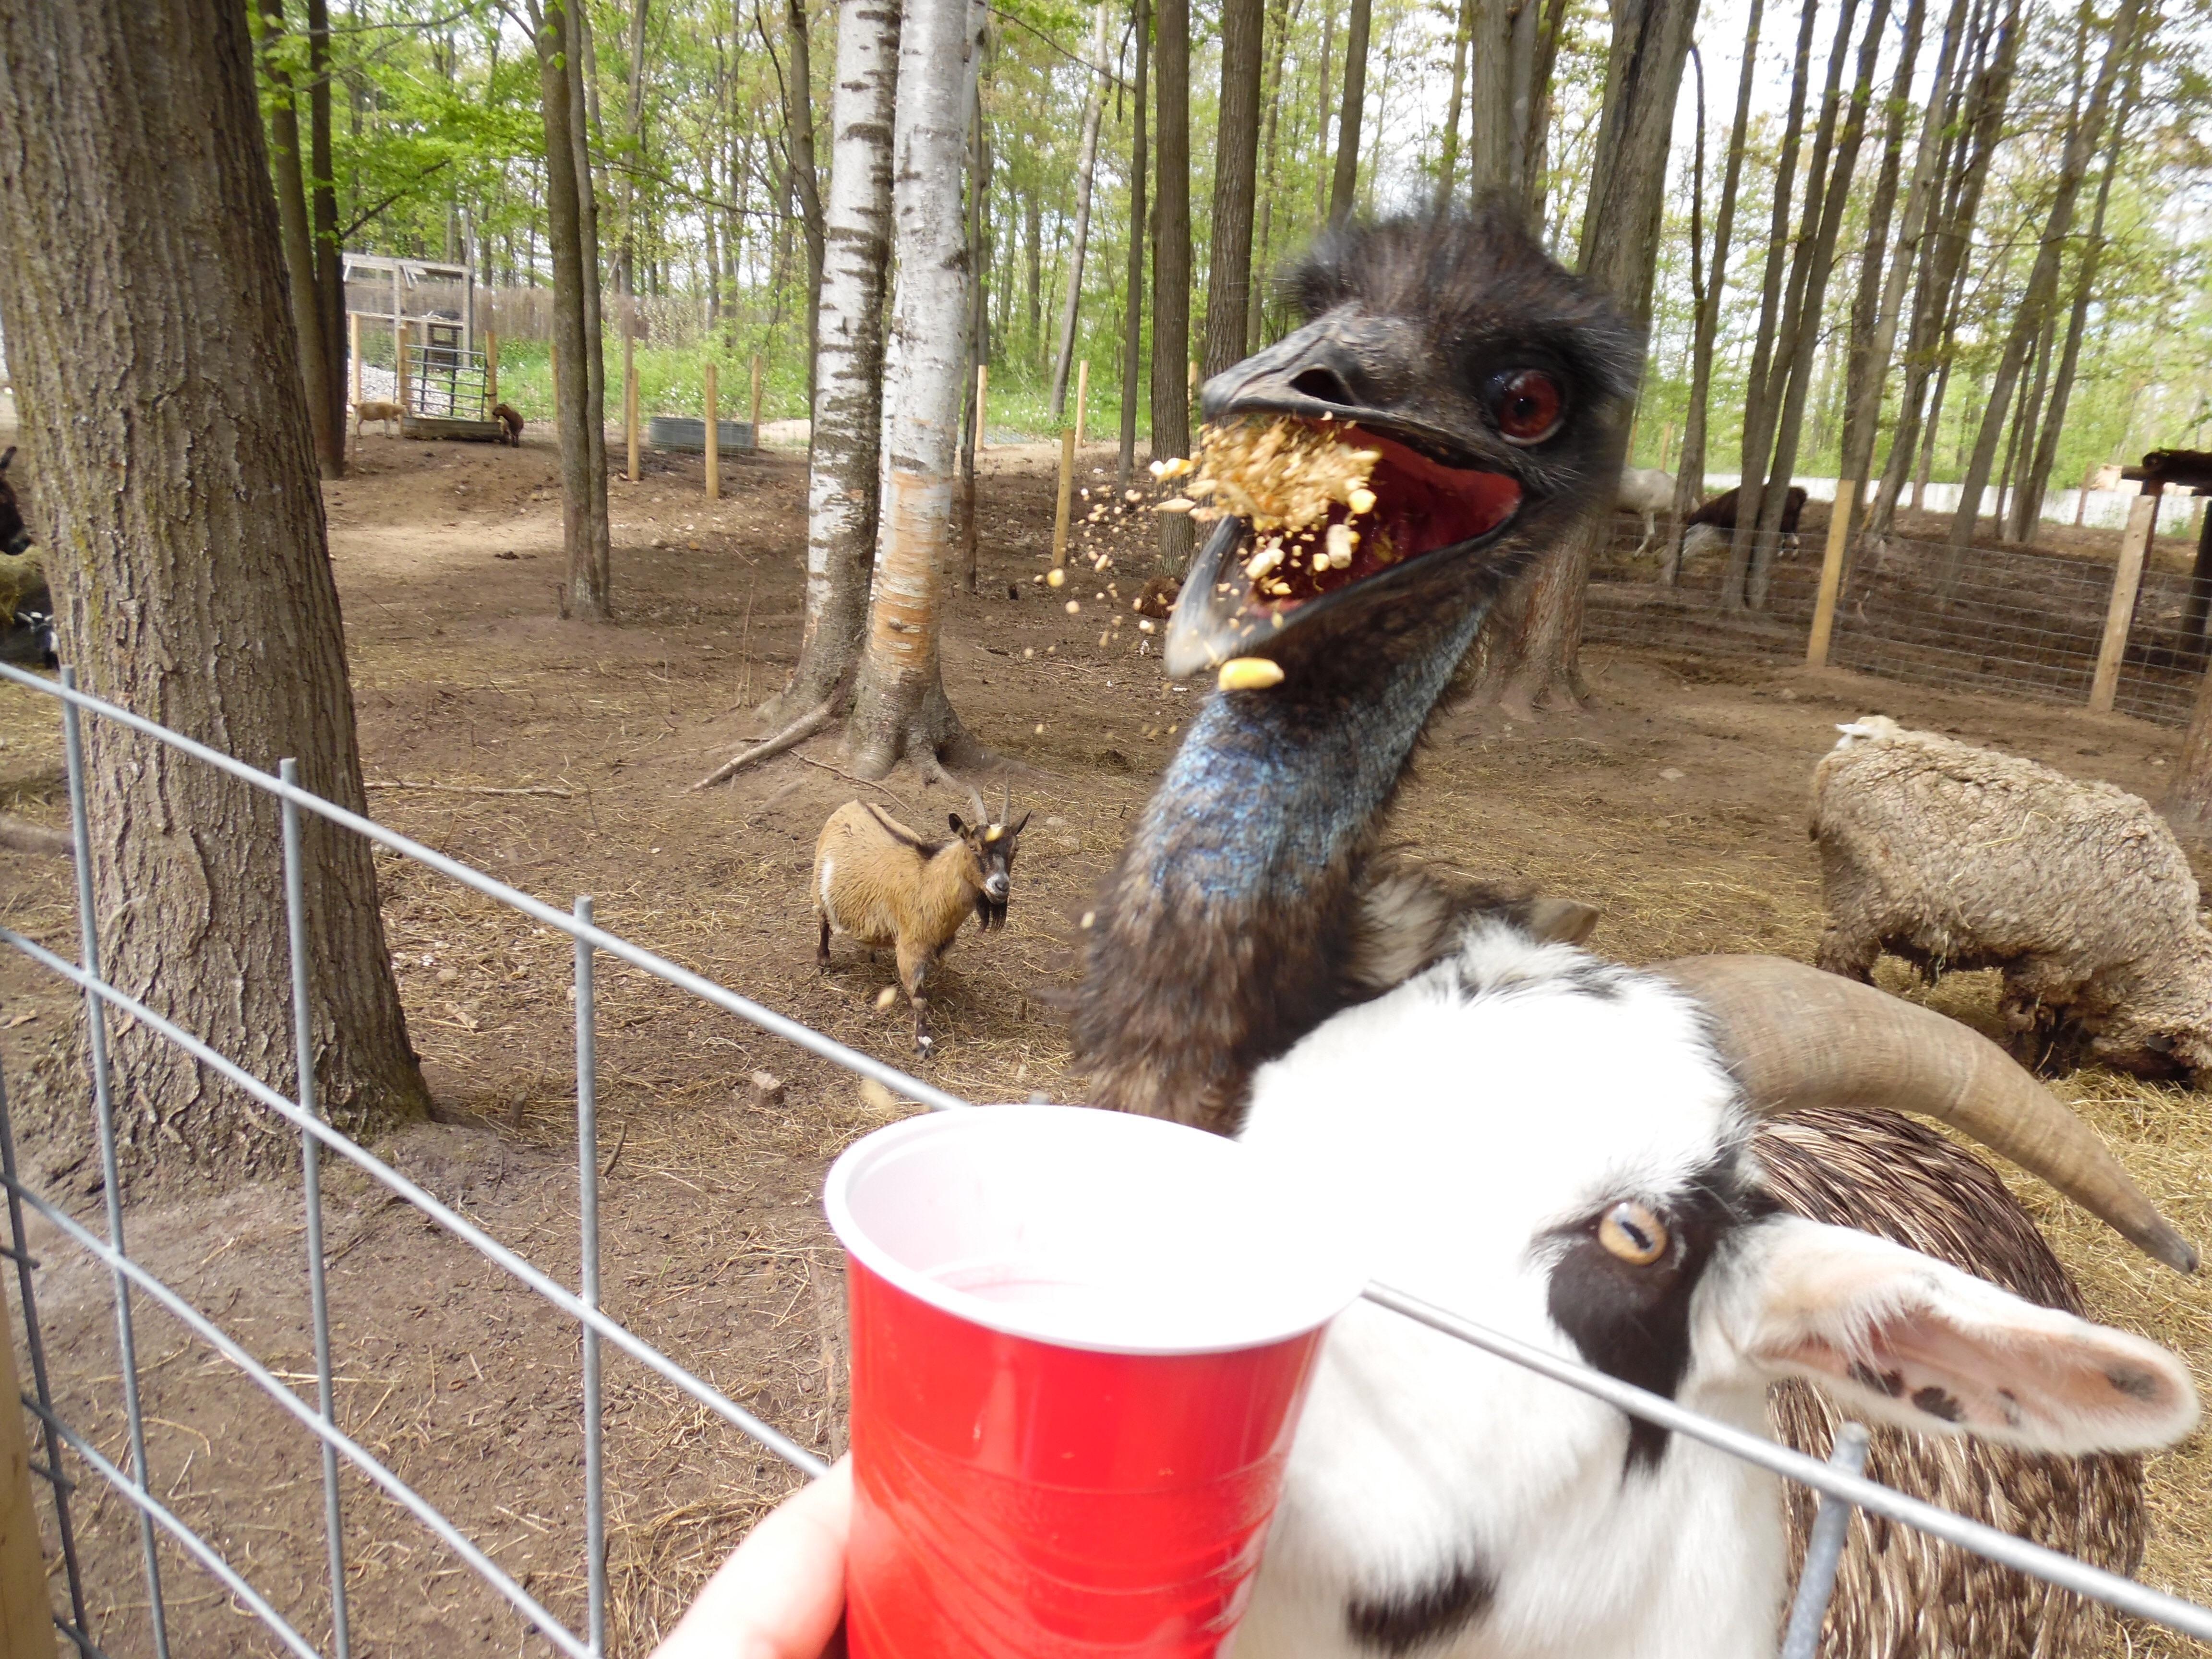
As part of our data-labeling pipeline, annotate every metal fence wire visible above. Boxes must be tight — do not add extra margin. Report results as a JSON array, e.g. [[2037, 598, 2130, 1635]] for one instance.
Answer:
[[0, 659, 2208, 1657], [1587, 521, 2212, 725]]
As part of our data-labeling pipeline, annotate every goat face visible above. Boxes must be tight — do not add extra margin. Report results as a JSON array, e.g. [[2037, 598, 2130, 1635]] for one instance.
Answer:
[[0, 447, 28, 557], [1231, 925, 2196, 1659], [950, 809, 1029, 930], [1165, 207, 1642, 680]]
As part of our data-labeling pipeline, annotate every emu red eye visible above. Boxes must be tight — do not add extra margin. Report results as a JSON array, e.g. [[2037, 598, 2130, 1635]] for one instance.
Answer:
[[1491, 370, 1564, 444], [1597, 1200, 1668, 1266]]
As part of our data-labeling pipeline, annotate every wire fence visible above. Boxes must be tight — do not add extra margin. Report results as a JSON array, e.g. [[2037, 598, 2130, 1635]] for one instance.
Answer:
[[1587, 519, 2212, 725], [1, 659, 2209, 1657]]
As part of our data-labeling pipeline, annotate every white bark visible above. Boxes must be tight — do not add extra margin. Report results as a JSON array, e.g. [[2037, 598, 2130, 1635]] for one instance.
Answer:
[[782, 0, 899, 714], [1048, 0, 1112, 420], [846, 0, 977, 775]]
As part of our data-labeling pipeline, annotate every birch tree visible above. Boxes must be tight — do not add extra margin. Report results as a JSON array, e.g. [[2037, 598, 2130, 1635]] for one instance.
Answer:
[[1119, 0, 1150, 493], [1050, 1, 1114, 419], [845, 0, 985, 780]]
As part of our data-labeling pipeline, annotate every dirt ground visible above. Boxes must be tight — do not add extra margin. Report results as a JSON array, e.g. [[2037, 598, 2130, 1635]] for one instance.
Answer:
[[0, 426, 2205, 1657]]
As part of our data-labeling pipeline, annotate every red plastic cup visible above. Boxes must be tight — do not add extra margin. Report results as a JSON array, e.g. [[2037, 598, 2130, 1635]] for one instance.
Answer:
[[824, 1104, 1365, 1659]]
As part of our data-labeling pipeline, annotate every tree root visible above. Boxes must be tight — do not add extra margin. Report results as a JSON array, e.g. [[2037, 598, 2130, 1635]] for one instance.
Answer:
[[692, 697, 839, 789]]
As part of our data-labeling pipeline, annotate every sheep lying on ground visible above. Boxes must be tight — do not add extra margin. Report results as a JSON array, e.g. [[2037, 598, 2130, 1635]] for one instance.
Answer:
[[1811, 715, 2212, 1082]]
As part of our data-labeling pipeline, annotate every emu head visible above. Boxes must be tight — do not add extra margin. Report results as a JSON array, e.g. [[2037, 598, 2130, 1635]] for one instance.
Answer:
[[951, 785, 1030, 932], [1166, 206, 1642, 678], [0, 447, 28, 558]]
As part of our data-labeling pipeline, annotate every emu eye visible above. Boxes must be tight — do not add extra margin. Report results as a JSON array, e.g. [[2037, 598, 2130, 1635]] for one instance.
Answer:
[[1489, 369, 1565, 444], [1597, 1200, 1668, 1266]]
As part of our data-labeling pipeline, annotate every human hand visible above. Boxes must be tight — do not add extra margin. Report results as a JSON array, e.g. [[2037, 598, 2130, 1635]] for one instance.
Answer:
[[649, 1457, 852, 1659]]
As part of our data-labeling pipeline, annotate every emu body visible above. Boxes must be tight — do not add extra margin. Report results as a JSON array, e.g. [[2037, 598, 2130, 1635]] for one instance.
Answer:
[[813, 799, 1026, 1055]]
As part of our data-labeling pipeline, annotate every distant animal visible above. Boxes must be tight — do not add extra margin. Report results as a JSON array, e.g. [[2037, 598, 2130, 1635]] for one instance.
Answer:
[[1077, 208, 2196, 1658], [1133, 572, 1180, 619], [493, 403, 525, 447], [1615, 464, 1675, 554], [2084, 462, 2125, 493], [0, 447, 27, 556], [353, 400, 403, 440], [1813, 715, 2212, 1082], [1678, 483, 1809, 565], [814, 785, 1029, 1056]]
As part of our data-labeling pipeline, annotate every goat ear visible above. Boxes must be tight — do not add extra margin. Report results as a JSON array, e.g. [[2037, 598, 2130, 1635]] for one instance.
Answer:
[[1525, 896, 1599, 945], [1009, 811, 1031, 836], [1729, 1217, 2197, 1455], [0, 447, 12, 473], [948, 813, 967, 835]]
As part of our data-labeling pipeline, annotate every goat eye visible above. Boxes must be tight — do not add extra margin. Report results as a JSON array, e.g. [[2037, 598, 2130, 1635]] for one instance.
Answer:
[[1597, 1201, 1668, 1266], [1489, 369, 1564, 444]]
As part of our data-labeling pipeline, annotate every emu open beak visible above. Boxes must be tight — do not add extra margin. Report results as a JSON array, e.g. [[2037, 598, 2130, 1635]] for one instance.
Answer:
[[1165, 318, 1525, 679]]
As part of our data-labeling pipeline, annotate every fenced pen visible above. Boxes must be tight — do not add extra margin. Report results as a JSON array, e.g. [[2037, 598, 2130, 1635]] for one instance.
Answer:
[[1587, 520, 2212, 726], [1, 657, 2210, 1658]]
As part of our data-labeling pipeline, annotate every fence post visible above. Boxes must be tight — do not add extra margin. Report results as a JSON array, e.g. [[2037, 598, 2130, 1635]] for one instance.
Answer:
[[624, 300, 640, 485], [1074, 359, 1090, 449], [1806, 479, 1858, 668], [485, 329, 499, 407], [1780, 1422, 1870, 1659], [0, 1282, 54, 1659], [1052, 427, 1077, 571], [705, 361, 721, 502], [974, 362, 989, 454], [750, 353, 763, 453], [347, 311, 361, 415], [396, 326, 411, 423], [2091, 491, 2159, 713]]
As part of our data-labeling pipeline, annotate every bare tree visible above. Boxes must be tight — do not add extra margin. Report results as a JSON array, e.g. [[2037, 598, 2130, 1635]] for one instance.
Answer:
[[745, 0, 901, 750], [0, 0, 429, 1178], [1051, 0, 1114, 418], [1476, 0, 1697, 715], [843, 0, 985, 780], [1942, 0, 2142, 579], [1203, 0, 1266, 379], [307, 0, 345, 473], [770, 0, 827, 327], [1153, 0, 1194, 568], [256, 0, 338, 480], [1249, 0, 1299, 350], [1326, 0, 1370, 224], [1119, 0, 1150, 493], [1671, 10, 1765, 574], [1432, 0, 1474, 212]]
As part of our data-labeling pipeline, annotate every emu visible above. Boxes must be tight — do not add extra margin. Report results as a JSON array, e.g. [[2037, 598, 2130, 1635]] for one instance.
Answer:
[[1073, 208, 2195, 1657], [814, 786, 1027, 1056], [1230, 926, 2196, 1659]]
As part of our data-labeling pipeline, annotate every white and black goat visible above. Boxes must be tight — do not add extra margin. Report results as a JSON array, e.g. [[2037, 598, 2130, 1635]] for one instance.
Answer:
[[813, 788, 1028, 1056], [1231, 926, 2197, 1659]]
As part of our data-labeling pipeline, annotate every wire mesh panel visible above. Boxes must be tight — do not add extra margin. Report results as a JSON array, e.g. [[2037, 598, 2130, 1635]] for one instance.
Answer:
[[0, 661, 2208, 1657]]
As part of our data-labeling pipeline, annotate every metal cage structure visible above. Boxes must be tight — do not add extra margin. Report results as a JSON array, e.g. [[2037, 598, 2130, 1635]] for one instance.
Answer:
[[0, 657, 2208, 1658]]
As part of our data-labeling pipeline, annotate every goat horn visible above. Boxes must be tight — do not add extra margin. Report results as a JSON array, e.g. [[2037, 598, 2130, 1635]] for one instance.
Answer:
[[1002, 776, 1011, 823], [1657, 955, 2199, 1275]]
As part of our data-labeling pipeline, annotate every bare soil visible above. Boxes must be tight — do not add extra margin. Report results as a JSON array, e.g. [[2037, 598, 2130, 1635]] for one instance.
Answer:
[[0, 429, 2203, 1656]]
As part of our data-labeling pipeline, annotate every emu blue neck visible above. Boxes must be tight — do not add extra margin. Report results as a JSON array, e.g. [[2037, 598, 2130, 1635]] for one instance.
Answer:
[[1144, 607, 1489, 907]]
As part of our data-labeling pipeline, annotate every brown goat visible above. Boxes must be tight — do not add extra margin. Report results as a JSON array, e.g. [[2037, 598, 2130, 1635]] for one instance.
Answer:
[[353, 399, 403, 440], [493, 403, 525, 446], [813, 795, 1029, 1055]]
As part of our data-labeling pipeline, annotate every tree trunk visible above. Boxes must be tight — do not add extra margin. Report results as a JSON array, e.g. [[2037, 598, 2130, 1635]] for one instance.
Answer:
[[1839, 0, 1963, 494], [957, 24, 990, 591], [0, 0, 430, 1182], [843, 0, 981, 780], [1671, 0, 1764, 561], [567, 2, 614, 614], [1836, 0, 1929, 484], [1249, 0, 1297, 351], [769, 0, 899, 726], [256, 0, 338, 482], [2017, 33, 2142, 539], [540, 0, 613, 621], [1050, 0, 1113, 417], [1202, 0, 1264, 380], [2168, 642, 2212, 839], [1477, 0, 1696, 715], [1152, 0, 1194, 569], [1118, 0, 1150, 493], [307, 0, 345, 478], [1942, 0, 2140, 582], [1326, 0, 1369, 225], [1749, 0, 1893, 607], [783, 0, 828, 336], [1433, 0, 1473, 212], [1312, 0, 1334, 226], [1719, 0, 1822, 609]]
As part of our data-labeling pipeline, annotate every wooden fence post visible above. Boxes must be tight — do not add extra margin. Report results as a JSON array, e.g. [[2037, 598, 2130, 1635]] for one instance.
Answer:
[[624, 299, 640, 483], [1052, 426, 1077, 570], [2091, 491, 2160, 713], [347, 311, 361, 412], [1074, 360, 1090, 449], [396, 325, 410, 421], [0, 1290, 56, 1659], [750, 353, 763, 452], [485, 329, 499, 406], [1806, 480, 1858, 668], [974, 363, 988, 454], [704, 361, 720, 502]]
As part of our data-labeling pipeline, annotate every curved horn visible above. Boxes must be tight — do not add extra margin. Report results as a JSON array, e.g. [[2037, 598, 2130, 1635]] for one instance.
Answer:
[[1002, 775, 1012, 825], [1657, 955, 2198, 1275]]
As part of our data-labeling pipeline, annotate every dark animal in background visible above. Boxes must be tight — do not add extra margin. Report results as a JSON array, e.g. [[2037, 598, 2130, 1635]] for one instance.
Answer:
[[0, 447, 29, 556], [813, 786, 1028, 1056], [493, 403, 525, 447], [1072, 208, 2191, 1658], [0, 450, 55, 669], [1683, 482, 1809, 537]]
